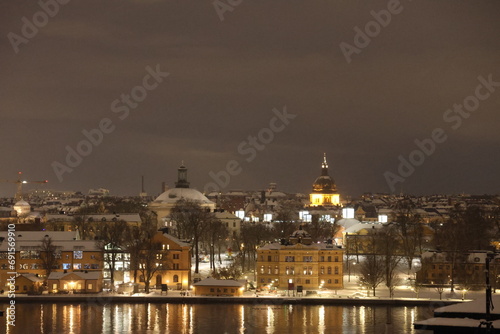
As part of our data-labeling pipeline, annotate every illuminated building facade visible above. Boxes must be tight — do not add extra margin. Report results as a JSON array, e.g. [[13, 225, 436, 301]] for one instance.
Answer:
[[309, 154, 340, 207], [256, 228, 343, 291]]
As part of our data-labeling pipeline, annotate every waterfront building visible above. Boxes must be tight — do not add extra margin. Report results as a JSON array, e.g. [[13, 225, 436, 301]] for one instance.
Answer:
[[48, 271, 102, 293], [147, 231, 192, 290], [0, 231, 102, 290], [192, 277, 244, 296], [256, 228, 344, 291]]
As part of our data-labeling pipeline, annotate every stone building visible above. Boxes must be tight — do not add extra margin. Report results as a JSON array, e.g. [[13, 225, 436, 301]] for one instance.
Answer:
[[256, 228, 344, 291]]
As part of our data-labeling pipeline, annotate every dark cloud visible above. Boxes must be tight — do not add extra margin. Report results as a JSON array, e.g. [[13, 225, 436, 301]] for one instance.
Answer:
[[1, 0, 499, 197]]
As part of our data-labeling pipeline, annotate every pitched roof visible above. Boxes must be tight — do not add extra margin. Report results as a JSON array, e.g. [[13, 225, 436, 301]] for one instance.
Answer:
[[193, 278, 243, 287]]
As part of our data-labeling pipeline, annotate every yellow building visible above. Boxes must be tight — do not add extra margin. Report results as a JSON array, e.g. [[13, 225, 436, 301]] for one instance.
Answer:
[[309, 154, 340, 207], [193, 278, 244, 296], [257, 228, 344, 291], [48, 271, 102, 293], [0, 231, 102, 289], [149, 231, 192, 290]]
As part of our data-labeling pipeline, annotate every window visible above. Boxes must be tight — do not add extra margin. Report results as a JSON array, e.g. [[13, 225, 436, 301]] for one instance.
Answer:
[[52, 284, 58, 290], [260, 266, 265, 274], [84, 264, 91, 269], [308, 266, 312, 275], [334, 267, 339, 275], [91, 264, 99, 269], [274, 255, 279, 262], [231, 289, 235, 293], [173, 254, 180, 259], [87, 284, 93, 290], [63, 263, 71, 270], [74, 263, 82, 270], [286, 266, 290, 275], [327, 267, 332, 275], [173, 275, 179, 283], [260, 279, 264, 283], [173, 263, 179, 270], [303, 256, 313, 262], [268, 279, 272, 283], [439, 265, 443, 270], [90, 255, 96, 259], [65, 254, 69, 259], [334, 256, 339, 262], [210, 288, 214, 292], [274, 266, 279, 274], [224, 288, 228, 293], [320, 256, 324, 262], [285, 256, 295, 262], [320, 266, 324, 274], [268, 266, 271, 274], [73, 251, 83, 259], [327, 256, 332, 262], [327, 279, 332, 284], [335, 279, 339, 284], [305, 280, 310, 284]]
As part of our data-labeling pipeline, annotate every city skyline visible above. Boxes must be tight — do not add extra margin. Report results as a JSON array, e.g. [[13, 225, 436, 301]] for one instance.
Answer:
[[1, 1, 499, 198]]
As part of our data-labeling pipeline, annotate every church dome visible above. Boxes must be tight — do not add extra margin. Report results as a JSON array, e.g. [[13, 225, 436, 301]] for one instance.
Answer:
[[311, 154, 337, 194], [153, 188, 214, 205]]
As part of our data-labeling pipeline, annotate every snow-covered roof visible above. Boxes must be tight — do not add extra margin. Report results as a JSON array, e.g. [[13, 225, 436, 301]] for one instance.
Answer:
[[0, 239, 99, 252], [153, 188, 214, 205], [48, 271, 101, 280], [193, 278, 243, 287], [435, 295, 500, 315], [343, 222, 384, 234], [0, 231, 79, 241]]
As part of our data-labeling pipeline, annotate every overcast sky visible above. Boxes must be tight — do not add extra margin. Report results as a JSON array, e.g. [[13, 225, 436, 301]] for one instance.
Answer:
[[1, 0, 499, 198]]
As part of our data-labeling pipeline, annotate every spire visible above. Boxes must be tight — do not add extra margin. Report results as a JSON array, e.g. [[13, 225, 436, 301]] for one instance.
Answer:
[[321, 153, 329, 176]]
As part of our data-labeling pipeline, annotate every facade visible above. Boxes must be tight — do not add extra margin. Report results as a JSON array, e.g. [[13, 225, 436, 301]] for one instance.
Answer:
[[48, 271, 102, 293], [193, 278, 244, 296], [14, 273, 44, 294], [149, 164, 216, 229], [417, 251, 500, 289], [309, 154, 340, 207], [256, 228, 344, 291], [147, 231, 192, 290], [0, 231, 102, 290]]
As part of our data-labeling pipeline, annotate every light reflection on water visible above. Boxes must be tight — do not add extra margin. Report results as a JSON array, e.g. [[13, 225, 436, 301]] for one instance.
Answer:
[[0, 302, 434, 334]]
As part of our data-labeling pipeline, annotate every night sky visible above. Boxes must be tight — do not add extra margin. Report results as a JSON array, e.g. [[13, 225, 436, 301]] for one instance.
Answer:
[[1, 0, 499, 198]]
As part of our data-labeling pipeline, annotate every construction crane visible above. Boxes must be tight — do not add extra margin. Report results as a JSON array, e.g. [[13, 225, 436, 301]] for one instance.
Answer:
[[0, 172, 48, 201]]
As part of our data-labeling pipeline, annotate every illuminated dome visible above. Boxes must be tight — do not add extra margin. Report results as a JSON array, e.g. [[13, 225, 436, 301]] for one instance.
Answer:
[[14, 200, 31, 216], [309, 154, 340, 206], [312, 154, 337, 194]]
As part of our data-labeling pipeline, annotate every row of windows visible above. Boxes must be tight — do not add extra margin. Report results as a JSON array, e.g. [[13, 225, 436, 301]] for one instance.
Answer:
[[260, 266, 340, 275], [259, 278, 340, 284], [263, 255, 340, 262], [1, 263, 100, 270]]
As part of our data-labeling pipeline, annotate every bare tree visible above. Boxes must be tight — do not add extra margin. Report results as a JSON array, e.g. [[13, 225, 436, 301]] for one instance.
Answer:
[[95, 220, 129, 289], [170, 199, 212, 274], [38, 236, 60, 281], [272, 199, 301, 239], [392, 198, 423, 272], [358, 229, 385, 296], [378, 224, 402, 298], [203, 218, 229, 270]]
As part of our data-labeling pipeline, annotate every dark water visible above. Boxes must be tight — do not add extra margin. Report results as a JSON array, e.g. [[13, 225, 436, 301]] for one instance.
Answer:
[[0, 302, 435, 334]]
